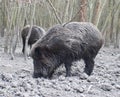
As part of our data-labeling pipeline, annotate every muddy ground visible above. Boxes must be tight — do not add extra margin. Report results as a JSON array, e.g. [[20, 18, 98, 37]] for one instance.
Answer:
[[0, 40, 120, 97]]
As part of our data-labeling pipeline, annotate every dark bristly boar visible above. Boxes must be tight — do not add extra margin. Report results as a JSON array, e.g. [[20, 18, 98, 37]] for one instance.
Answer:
[[30, 22, 103, 78], [21, 25, 46, 54]]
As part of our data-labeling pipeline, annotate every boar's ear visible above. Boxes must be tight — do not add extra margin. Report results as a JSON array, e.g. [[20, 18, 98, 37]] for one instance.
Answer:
[[34, 47, 42, 58]]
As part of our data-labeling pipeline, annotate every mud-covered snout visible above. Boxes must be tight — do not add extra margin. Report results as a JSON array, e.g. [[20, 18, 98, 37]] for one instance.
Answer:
[[33, 59, 50, 78], [33, 72, 44, 78]]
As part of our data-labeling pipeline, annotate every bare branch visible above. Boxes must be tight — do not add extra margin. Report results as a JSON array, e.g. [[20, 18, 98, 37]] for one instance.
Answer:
[[47, 0, 62, 24], [63, 3, 87, 27]]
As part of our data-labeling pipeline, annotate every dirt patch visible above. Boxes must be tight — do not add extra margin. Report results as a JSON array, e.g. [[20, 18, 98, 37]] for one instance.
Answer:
[[0, 44, 120, 97]]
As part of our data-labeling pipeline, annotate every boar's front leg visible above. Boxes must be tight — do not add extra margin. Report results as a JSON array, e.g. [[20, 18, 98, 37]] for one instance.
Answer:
[[84, 58, 95, 76], [64, 61, 72, 77], [22, 37, 25, 54]]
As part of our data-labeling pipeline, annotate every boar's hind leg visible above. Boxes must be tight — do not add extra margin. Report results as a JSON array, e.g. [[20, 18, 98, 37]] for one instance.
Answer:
[[22, 38, 25, 54], [65, 62, 72, 77], [83, 58, 94, 76]]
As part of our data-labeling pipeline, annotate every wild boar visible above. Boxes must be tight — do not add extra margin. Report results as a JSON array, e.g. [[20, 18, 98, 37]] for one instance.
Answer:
[[31, 22, 103, 78], [21, 25, 45, 54]]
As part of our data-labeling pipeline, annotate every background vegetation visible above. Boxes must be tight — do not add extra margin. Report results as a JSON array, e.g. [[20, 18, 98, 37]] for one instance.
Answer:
[[0, 0, 120, 55]]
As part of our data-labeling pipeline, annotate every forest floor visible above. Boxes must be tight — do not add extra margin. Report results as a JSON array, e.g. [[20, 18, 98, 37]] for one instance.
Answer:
[[0, 39, 120, 97]]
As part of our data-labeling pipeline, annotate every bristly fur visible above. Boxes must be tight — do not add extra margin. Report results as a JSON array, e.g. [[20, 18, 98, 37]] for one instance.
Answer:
[[31, 22, 103, 78]]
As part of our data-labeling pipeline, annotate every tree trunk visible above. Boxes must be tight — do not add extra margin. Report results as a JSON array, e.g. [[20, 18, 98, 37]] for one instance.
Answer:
[[62, 0, 69, 22], [24, 0, 37, 60], [114, 9, 120, 48], [109, 0, 115, 43], [92, 0, 101, 25], [79, 0, 87, 22], [0, 0, 8, 37]]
